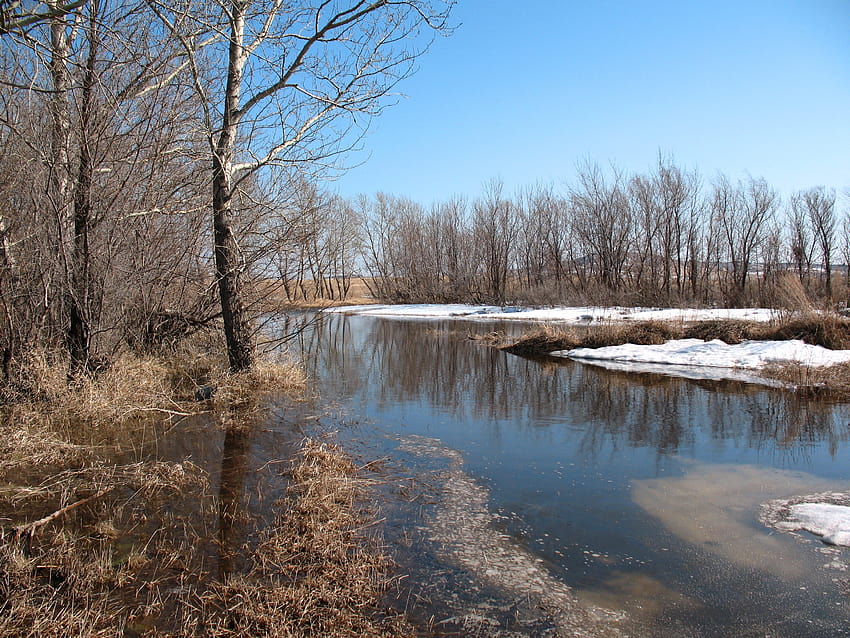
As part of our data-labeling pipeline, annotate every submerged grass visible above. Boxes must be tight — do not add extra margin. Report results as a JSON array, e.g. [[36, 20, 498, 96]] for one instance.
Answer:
[[0, 438, 409, 638], [196, 438, 412, 638], [0, 341, 405, 637]]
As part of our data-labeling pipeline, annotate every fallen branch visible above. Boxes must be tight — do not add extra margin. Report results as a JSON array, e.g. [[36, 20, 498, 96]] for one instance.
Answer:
[[11, 486, 114, 555]]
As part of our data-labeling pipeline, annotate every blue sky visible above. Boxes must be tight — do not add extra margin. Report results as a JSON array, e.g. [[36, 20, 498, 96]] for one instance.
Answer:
[[331, 0, 850, 206]]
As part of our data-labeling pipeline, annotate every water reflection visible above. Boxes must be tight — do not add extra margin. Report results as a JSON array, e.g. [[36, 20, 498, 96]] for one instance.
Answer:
[[294, 313, 850, 462], [283, 312, 850, 636], [217, 424, 251, 580]]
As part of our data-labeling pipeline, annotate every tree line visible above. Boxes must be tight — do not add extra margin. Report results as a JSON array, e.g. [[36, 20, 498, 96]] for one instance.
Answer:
[[0, 0, 453, 382], [2, 1, 843, 386], [356, 158, 846, 309]]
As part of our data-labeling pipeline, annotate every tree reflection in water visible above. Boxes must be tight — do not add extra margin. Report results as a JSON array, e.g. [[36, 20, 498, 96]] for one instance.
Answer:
[[292, 312, 849, 461], [217, 424, 251, 580], [283, 311, 850, 636]]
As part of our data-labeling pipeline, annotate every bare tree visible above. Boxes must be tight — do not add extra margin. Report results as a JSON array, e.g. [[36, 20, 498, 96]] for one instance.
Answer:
[[803, 186, 836, 300], [1, 0, 211, 374], [149, 0, 454, 371], [713, 175, 777, 305], [569, 162, 632, 298], [788, 192, 815, 285], [472, 179, 518, 304], [1, 0, 89, 35]]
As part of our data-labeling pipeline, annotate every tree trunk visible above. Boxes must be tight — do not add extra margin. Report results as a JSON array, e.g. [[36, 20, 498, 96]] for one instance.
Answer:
[[213, 163, 254, 372], [213, 1, 254, 372], [67, 0, 98, 375]]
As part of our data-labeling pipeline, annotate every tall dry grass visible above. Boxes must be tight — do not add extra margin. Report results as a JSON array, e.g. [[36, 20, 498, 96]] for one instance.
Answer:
[[0, 343, 307, 473], [192, 438, 412, 638]]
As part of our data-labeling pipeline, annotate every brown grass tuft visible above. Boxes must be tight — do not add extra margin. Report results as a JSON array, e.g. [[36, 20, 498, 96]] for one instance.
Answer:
[[194, 438, 412, 638], [761, 361, 850, 399], [759, 312, 850, 350], [578, 320, 680, 348], [502, 321, 681, 356], [501, 324, 581, 356], [681, 320, 754, 344], [0, 437, 405, 637], [211, 356, 308, 412]]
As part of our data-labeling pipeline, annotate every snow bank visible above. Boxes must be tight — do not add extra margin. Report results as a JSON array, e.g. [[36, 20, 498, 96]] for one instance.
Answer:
[[564, 358, 786, 386], [325, 304, 778, 324], [558, 338, 850, 370]]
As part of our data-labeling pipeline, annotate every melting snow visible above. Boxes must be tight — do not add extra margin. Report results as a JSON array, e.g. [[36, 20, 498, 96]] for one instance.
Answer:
[[558, 339, 850, 371], [763, 492, 850, 551], [781, 503, 850, 547], [325, 304, 779, 324]]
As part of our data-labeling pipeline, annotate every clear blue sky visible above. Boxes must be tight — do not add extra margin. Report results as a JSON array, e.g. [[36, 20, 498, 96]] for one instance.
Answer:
[[331, 0, 850, 206]]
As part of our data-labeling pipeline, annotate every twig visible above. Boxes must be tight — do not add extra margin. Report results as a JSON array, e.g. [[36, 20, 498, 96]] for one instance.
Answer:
[[12, 486, 114, 555]]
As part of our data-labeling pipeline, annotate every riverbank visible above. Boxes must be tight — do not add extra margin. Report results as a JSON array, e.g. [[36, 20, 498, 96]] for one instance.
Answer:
[[324, 303, 850, 395], [0, 343, 408, 637], [500, 313, 850, 396]]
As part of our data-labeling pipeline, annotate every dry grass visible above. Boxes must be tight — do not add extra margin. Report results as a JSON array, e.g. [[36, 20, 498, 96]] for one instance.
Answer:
[[0, 342, 307, 474], [192, 438, 412, 638], [1, 439, 407, 638], [503, 312, 850, 357], [0, 342, 402, 637], [502, 321, 680, 356], [761, 361, 850, 399], [502, 311, 850, 397], [258, 277, 378, 310], [0, 457, 211, 638], [212, 356, 308, 411]]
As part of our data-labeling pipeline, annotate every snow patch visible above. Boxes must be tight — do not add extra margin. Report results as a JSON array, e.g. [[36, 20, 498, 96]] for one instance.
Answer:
[[325, 304, 779, 324], [559, 338, 850, 371], [777, 502, 850, 547]]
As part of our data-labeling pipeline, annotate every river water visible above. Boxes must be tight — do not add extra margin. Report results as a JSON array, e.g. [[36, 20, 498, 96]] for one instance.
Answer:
[[284, 312, 850, 637]]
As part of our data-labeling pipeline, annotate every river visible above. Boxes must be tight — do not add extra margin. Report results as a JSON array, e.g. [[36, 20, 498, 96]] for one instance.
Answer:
[[281, 311, 850, 637]]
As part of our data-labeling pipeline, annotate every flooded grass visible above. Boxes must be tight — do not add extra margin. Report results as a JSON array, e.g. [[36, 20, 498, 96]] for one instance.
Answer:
[[197, 438, 413, 638], [0, 345, 404, 637]]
